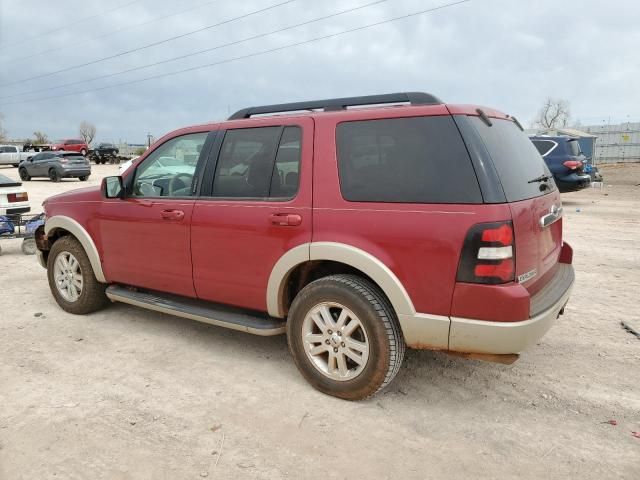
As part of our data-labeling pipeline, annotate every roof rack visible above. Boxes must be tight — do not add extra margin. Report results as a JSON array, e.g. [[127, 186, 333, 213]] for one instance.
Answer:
[[228, 91, 442, 120]]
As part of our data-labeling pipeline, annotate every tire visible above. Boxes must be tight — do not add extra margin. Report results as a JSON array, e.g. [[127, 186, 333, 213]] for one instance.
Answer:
[[47, 235, 109, 315], [12, 164, 19, 167], [111, 150, 117, 156], [79, 175, 89, 181], [49, 169, 60, 182], [287, 274, 405, 400], [21, 238, 37, 255], [80, 149, 87, 156], [19, 168, 31, 181]]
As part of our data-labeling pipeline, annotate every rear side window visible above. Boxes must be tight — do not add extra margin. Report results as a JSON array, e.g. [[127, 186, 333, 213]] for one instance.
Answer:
[[336, 116, 482, 203], [212, 126, 301, 199], [566, 139, 581, 156], [532, 139, 556, 157], [470, 118, 555, 202]]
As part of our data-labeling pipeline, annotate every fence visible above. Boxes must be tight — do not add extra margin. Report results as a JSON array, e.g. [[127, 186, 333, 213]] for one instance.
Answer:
[[582, 122, 640, 164]]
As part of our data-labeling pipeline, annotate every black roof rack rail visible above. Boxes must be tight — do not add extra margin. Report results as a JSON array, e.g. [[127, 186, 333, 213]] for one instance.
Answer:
[[228, 91, 442, 120]]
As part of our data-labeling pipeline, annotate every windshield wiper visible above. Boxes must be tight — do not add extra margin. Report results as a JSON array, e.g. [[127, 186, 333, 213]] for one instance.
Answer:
[[527, 174, 552, 184]]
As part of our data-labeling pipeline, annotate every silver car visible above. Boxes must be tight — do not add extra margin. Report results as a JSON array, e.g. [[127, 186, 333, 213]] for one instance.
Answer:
[[19, 151, 91, 182]]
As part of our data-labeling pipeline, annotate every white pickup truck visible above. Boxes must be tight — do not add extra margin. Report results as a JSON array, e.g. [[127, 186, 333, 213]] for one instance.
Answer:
[[0, 145, 32, 167]]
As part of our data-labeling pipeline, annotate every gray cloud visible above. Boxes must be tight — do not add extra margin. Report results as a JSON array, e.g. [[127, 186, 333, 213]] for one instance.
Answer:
[[0, 0, 638, 143]]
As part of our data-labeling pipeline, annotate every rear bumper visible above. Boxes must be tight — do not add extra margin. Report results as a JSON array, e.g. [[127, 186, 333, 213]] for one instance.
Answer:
[[555, 173, 591, 192], [59, 167, 91, 177], [448, 264, 575, 354]]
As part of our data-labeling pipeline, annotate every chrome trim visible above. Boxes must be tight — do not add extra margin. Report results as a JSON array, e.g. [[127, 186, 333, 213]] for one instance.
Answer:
[[539, 205, 563, 228]]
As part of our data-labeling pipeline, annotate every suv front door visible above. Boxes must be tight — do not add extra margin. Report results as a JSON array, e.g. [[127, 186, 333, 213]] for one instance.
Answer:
[[191, 118, 313, 312], [97, 131, 212, 297]]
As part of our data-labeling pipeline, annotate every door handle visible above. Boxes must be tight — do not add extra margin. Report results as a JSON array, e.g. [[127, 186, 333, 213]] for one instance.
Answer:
[[161, 209, 185, 221], [269, 213, 302, 226]]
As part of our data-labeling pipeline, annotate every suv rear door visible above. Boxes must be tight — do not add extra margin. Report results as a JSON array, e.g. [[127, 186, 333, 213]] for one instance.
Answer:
[[191, 117, 313, 312], [460, 115, 563, 296]]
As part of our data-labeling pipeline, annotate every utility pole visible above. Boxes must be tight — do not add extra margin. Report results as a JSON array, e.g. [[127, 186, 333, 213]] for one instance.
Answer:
[[147, 132, 152, 148]]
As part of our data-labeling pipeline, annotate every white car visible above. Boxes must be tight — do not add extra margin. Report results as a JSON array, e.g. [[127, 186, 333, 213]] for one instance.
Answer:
[[0, 173, 30, 216], [0, 145, 32, 167]]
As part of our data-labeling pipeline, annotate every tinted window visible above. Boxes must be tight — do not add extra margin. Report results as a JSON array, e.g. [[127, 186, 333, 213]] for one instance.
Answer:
[[470, 118, 555, 202], [336, 116, 482, 203], [532, 139, 556, 157], [133, 132, 207, 197], [567, 139, 581, 156], [212, 126, 301, 199]]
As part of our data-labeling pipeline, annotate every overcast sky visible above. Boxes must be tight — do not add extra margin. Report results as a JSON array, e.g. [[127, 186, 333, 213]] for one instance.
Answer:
[[0, 0, 637, 143]]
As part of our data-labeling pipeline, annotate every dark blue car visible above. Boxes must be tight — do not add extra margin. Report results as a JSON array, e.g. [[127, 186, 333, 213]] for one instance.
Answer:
[[530, 136, 591, 192]]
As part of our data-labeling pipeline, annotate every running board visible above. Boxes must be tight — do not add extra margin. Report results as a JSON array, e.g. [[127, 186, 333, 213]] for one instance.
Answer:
[[105, 285, 286, 336]]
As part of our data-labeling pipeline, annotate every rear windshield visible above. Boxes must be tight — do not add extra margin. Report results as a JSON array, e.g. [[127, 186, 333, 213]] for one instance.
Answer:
[[60, 153, 85, 159], [567, 139, 581, 156], [469, 117, 555, 202], [336, 116, 482, 203]]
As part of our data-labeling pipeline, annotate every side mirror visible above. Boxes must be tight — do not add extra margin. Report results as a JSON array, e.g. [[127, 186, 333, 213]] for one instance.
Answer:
[[102, 176, 125, 199]]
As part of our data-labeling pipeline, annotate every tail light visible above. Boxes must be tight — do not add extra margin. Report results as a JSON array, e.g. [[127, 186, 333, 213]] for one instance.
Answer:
[[457, 221, 515, 284], [7, 192, 28, 203], [563, 160, 582, 170]]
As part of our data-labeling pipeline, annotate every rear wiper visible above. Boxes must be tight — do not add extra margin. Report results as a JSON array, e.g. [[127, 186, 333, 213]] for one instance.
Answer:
[[527, 174, 552, 184]]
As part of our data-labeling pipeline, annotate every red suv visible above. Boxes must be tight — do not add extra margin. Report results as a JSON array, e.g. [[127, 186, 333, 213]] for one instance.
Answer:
[[35, 93, 574, 400], [50, 139, 89, 156]]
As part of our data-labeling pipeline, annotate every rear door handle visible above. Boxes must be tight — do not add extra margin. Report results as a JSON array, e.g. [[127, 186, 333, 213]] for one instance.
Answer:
[[161, 209, 185, 221], [269, 213, 302, 226]]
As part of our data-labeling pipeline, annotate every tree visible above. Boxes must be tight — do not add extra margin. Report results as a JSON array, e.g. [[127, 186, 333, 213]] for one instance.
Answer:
[[534, 98, 571, 129], [0, 113, 8, 142], [79, 121, 96, 145], [33, 131, 49, 144]]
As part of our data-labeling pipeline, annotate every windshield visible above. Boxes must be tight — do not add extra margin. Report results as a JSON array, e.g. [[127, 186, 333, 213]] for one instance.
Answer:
[[469, 117, 556, 202]]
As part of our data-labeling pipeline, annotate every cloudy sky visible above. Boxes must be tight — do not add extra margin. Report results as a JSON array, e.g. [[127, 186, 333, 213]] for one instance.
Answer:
[[0, 0, 637, 143]]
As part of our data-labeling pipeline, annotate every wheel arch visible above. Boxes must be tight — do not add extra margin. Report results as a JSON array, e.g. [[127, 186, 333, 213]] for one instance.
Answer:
[[267, 242, 415, 319], [45, 216, 106, 283]]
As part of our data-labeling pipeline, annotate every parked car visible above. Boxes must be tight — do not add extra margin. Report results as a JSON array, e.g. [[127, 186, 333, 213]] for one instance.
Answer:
[[35, 92, 575, 400], [0, 145, 32, 167], [530, 136, 591, 192], [93, 142, 119, 157], [0, 173, 30, 215], [19, 151, 91, 182], [50, 139, 89, 156]]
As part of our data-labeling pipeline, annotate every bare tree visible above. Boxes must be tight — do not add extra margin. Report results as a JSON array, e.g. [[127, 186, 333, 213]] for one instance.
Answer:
[[33, 131, 49, 144], [0, 113, 8, 142], [79, 121, 96, 145], [534, 98, 571, 129]]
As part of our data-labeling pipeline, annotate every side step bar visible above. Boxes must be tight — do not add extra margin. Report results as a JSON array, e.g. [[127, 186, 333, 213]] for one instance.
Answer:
[[105, 285, 286, 336]]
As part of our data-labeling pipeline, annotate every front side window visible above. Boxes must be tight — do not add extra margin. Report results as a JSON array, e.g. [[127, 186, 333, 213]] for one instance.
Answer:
[[133, 132, 208, 197], [212, 126, 301, 199], [336, 116, 482, 203]]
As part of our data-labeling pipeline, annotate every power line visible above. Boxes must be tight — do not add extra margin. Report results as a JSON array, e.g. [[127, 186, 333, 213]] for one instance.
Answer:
[[0, 0, 143, 50], [0, 0, 472, 108], [0, 0, 296, 88], [2, 0, 222, 65], [0, 0, 392, 101]]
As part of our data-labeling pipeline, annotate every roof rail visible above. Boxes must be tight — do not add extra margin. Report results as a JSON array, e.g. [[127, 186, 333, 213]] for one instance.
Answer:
[[228, 91, 442, 120]]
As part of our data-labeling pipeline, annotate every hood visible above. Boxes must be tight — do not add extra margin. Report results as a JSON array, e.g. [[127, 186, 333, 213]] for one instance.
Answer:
[[43, 185, 101, 207]]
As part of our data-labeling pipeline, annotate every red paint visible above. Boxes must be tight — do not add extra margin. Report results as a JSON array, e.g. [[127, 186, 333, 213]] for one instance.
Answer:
[[49, 139, 89, 153], [42, 102, 569, 323]]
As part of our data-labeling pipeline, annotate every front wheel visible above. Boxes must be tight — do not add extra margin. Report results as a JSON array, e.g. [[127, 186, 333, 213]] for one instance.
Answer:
[[47, 236, 109, 314], [19, 168, 31, 181], [287, 274, 405, 400]]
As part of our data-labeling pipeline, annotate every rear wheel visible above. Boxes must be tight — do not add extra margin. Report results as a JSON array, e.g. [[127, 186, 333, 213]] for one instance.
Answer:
[[49, 169, 60, 182], [19, 168, 31, 181], [47, 236, 109, 314], [79, 175, 89, 181], [111, 150, 117, 156], [287, 274, 405, 400], [80, 149, 87, 156]]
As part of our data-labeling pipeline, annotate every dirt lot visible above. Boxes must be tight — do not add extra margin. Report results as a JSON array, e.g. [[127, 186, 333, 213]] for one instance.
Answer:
[[1, 163, 638, 479]]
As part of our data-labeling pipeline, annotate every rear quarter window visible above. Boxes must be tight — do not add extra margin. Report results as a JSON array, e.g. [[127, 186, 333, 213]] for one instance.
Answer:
[[469, 118, 555, 202], [336, 116, 482, 203]]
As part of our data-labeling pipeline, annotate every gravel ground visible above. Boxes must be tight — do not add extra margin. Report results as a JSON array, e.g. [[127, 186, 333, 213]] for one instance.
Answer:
[[0, 163, 638, 479]]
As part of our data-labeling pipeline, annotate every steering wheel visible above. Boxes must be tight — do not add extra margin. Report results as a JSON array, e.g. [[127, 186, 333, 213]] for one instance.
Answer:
[[168, 173, 194, 196]]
